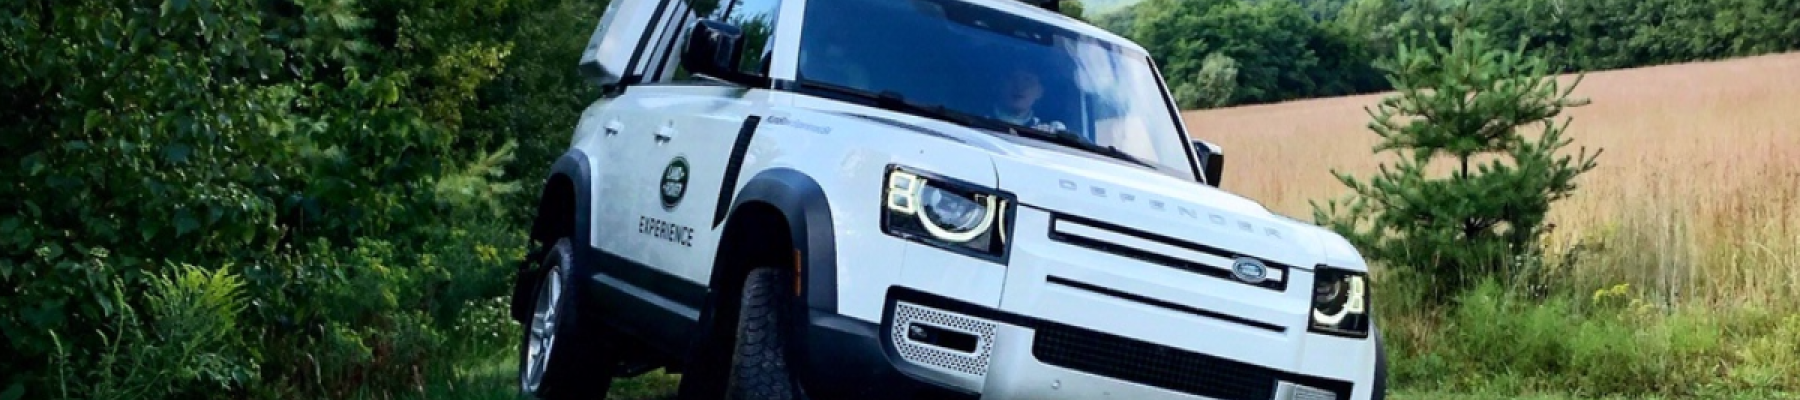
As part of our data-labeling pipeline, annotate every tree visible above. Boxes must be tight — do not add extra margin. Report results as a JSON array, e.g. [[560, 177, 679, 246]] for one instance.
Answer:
[[1093, 2, 1140, 35], [1131, 0, 1330, 105], [1059, 0, 1088, 21], [1308, 21, 1388, 96], [1175, 52, 1239, 109], [1311, 17, 1602, 304]]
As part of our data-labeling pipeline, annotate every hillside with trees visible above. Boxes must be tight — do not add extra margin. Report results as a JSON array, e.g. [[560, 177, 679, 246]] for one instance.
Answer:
[[1092, 0, 1800, 108]]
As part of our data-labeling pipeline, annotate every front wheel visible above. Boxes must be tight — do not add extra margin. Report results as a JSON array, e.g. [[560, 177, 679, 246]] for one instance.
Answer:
[[1371, 327, 1388, 400], [723, 267, 803, 400], [519, 238, 617, 399]]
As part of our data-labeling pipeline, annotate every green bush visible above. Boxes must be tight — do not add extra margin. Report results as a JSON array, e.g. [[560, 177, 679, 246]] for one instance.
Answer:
[[44, 265, 252, 400], [0, 0, 599, 398]]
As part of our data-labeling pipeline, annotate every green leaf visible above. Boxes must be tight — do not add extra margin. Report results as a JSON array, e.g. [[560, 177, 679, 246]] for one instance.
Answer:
[[1, 382, 24, 400], [35, 243, 62, 262], [175, 210, 200, 237], [161, 0, 189, 16], [164, 143, 193, 164], [0, 217, 19, 235], [83, 110, 104, 132], [20, 153, 45, 177], [380, 80, 400, 105], [94, 290, 114, 317]]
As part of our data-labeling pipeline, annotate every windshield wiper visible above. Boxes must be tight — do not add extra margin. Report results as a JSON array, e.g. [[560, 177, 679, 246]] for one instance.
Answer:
[[1003, 122, 1157, 169], [794, 80, 1155, 169], [796, 80, 1011, 132]]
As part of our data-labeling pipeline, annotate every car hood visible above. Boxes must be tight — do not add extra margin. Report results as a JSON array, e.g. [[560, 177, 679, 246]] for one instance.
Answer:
[[985, 137, 1368, 273], [796, 99, 1368, 272]]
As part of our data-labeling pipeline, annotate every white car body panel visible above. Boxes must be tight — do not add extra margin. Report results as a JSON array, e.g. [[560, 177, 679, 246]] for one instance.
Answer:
[[743, 91, 1008, 321]]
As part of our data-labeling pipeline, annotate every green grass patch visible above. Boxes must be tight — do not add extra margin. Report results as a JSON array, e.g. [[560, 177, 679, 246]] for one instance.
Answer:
[[374, 342, 681, 400], [1392, 390, 1800, 400], [1381, 276, 1800, 398]]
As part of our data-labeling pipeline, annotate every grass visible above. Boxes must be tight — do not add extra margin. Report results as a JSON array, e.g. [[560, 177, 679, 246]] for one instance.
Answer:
[[388, 354, 681, 400], [369, 323, 682, 400], [1185, 51, 1800, 397], [1393, 392, 1800, 400]]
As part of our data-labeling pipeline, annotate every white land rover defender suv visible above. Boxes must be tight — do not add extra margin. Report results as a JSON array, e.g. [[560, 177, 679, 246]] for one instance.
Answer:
[[509, 0, 1388, 399]]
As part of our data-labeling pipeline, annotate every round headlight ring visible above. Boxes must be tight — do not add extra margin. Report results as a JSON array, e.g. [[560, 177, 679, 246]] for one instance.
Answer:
[[1311, 275, 1366, 326], [917, 189, 997, 243]]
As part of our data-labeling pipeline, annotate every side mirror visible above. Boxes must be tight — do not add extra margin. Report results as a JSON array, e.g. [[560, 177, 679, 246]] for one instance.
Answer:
[[1192, 139, 1224, 187], [681, 19, 765, 86]]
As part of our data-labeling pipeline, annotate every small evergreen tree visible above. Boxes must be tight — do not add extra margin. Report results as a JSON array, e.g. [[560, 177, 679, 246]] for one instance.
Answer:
[[1312, 14, 1602, 304]]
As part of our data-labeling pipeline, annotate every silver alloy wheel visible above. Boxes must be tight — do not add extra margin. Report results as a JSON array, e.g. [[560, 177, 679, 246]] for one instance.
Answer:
[[522, 266, 562, 394]]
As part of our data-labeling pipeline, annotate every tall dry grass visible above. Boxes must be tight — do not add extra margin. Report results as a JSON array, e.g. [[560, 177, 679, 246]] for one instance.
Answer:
[[1184, 51, 1800, 309]]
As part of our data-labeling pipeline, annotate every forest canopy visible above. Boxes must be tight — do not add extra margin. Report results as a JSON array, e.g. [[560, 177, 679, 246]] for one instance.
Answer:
[[1093, 0, 1800, 108]]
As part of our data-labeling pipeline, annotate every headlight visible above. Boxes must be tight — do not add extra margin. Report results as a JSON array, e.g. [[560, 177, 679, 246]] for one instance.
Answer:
[[1308, 266, 1371, 338], [882, 166, 1013, 260]]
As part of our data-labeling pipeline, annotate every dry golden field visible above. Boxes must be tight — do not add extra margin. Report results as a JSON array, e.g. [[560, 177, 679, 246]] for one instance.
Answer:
[[1186, 52, 1800, 306]]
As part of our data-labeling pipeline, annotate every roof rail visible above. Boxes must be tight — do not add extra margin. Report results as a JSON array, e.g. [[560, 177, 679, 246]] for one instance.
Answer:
[[1018, 0, 1061, 13]]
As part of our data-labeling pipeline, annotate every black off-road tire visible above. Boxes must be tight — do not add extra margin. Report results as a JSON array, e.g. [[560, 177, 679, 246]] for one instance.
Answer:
[[723, 267, 802, 400], [519, 238, 618, 400], [1372, 327, 1389, 400]]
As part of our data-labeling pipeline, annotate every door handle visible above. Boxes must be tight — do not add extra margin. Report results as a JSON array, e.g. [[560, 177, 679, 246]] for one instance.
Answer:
[[654, 122, 677, 143], [604, 119, 622, 136]]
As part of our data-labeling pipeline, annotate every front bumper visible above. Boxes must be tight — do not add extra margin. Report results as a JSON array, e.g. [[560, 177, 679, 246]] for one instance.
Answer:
[[793, 285, 1373, 400], [790, 305, 979, 400]]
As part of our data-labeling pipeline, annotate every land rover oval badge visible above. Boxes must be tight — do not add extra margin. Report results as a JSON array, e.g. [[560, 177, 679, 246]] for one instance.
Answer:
[[1232, 257, 1269, 284], [660, 156, 689, 210]]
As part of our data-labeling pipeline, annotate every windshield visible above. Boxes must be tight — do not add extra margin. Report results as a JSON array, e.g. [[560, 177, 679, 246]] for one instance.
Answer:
[[795, 0, 1197, 180]]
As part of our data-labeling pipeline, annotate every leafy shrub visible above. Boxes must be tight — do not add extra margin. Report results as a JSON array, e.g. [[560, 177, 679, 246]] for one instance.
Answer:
[[46, 265, 253, 400], [1312, 12, 1602, 304], [1, 0, 597, 397]]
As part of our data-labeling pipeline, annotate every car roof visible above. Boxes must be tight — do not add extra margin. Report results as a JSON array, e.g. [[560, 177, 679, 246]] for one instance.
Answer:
[[923, 0, 1150, 55]]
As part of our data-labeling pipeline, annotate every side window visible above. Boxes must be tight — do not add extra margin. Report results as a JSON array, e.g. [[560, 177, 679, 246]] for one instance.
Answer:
[[669, 0, 779, 83], [711, 0, 780, 76]]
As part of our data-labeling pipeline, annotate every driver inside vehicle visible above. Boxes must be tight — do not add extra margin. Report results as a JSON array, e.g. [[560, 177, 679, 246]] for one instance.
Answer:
[[799, 42, 871, 89], [992, 65, 1068, 134]]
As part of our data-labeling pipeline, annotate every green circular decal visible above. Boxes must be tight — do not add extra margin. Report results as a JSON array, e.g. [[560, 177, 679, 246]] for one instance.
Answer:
[[661, 156, 689, 209]]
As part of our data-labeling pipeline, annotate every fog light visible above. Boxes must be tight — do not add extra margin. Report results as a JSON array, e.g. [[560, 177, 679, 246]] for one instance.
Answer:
[[905, 322, 978, 353], [1277, 382, 1338, 400]]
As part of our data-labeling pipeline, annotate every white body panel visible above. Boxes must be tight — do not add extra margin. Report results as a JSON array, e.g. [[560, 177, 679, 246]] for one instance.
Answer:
[[614, 86, 767, 285], [743, 91, 1010, 321]]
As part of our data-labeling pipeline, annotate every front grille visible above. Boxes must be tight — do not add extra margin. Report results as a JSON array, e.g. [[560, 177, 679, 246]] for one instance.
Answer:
[[1048, 214, 1293, 292], [1032, 323, 1347, 400]]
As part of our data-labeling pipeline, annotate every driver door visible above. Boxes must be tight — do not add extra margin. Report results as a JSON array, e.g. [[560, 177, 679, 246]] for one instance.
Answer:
[[620, 0, 784, 289]]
